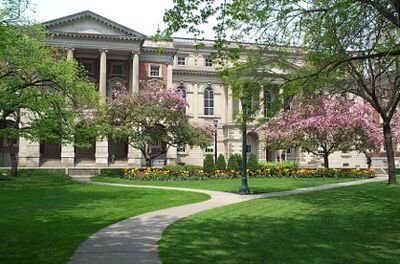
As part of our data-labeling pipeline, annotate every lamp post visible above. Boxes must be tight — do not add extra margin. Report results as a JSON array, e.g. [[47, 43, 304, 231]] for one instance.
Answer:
[[213, 119, 218, 164], [239, 97, 250, 194]]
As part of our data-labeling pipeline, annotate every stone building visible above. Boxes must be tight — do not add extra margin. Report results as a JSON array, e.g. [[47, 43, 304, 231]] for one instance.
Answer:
[[0, 10, 385, 168]]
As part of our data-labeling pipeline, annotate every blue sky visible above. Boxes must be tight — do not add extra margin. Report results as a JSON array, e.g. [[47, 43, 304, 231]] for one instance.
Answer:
[[30, 0, 176, 36]]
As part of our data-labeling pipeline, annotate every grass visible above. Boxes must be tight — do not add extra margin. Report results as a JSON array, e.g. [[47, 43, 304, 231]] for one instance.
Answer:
[[159, 178, 400, 264], [94, 175, 359, 193], [0, 170, 208, 264]]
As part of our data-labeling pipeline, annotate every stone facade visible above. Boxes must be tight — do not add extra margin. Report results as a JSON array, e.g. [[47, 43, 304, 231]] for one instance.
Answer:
[[4, 10, 388, 169]]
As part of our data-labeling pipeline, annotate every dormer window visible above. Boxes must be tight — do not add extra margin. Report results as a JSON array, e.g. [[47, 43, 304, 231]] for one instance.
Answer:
[[149, 64, 161, 77]]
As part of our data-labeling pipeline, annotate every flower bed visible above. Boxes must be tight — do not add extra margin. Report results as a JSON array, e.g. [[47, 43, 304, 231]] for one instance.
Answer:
[[120, 167, 376, 181]]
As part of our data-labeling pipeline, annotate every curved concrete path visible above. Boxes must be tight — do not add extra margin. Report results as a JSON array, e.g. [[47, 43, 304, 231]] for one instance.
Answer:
[[69, 175, 386, 264]]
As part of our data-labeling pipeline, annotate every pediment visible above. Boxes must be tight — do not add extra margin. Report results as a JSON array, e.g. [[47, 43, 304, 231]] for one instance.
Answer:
[[44, 10, 146, 39]]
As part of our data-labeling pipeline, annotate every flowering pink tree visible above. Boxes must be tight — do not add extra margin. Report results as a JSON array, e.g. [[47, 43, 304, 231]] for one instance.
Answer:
[[259, 96, 382, 168], [100, 85, 212, 167]]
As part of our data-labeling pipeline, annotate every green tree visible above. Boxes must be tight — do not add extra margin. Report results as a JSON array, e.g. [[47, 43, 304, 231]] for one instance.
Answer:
[[99, 85, 212, 167], [216, 153, 226, 170], [203, 154, 215, 172], [227, 154, 239, 170], [247, 153, 258, 171], [163, 0, 400, 184], [0, 0, 98, 176]]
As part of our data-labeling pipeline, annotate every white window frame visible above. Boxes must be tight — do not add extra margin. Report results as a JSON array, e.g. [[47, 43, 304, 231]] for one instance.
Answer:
[[149, 64, 161, 77], [205, 55, 213, 67], [177, 145, 186, 153], [205, 146, 214, 153], [177, 56, 186, 66], [204, 86, 214, 116]]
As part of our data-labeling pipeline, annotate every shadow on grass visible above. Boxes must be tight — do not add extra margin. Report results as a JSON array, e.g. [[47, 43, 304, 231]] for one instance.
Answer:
[[0, 170, 208, 264], [160, 182, 400, 264]]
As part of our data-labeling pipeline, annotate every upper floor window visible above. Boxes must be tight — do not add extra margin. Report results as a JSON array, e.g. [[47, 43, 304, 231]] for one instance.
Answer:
[[111, 63, 124, 76], [204, 86, 214, 115], [205, 56, 213, 67], [177, 56, 186, 66], [264, 90, 272, 117], [149, 64, 161, 77]]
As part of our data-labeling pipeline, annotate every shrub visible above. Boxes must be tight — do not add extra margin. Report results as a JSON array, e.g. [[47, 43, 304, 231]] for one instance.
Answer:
[[258, 161, 298, 170], [203, 154, 215, 172], [99, 168, 124, 177], [121, 167, 376, 181], [216, 154, 227, 170], [247, 153, 258, 171], [227, 155, 239, 170], [233, 154, 243, 170]]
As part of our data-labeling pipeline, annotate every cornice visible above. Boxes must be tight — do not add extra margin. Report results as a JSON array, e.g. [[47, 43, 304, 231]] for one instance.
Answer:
[[173, 68, 220, 77], [49, 31, 143, 41]]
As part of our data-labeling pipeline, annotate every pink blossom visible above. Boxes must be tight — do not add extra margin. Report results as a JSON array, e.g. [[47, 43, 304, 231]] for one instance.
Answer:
[[259, 95, 383, 152]]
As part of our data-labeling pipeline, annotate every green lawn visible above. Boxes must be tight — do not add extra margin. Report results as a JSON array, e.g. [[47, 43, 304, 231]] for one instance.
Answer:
[[159, 179, 400, 264], [0, 170, 208, 264], [94, 175, 359, 193]]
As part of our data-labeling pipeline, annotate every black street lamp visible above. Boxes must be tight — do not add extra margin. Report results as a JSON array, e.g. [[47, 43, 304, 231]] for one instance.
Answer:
[[239, 97, 251, 194], [213, 119, 218, 164]]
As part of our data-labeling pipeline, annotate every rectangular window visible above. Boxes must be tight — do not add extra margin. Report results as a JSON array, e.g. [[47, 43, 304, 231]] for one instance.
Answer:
[[205, 56, 213, 67], [177, 56, 186, 66], [205, 146, 214, 153], [177, 146, 186, 153], [111, 63, 123, 76], [82, 62, 94, 76], [150, 65, 161, 77], [246, 145, 252, 153]]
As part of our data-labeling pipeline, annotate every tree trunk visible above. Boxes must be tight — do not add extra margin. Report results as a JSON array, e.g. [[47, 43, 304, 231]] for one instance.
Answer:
[[145, 157, 152, 168], [383, 122, 397, 184], [323, 153, 329, 168], [8, 139, 18, 177]]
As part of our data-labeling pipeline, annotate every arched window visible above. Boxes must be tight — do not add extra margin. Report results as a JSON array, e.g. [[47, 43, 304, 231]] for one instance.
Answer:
[[263, 90, 272, 117], [177, 85, 187, 113], [177, 85, 187, 101], [204, 86, 214, 115]]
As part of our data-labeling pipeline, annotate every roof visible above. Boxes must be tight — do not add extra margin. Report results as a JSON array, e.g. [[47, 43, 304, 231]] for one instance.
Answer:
[[43, 10, 147, 40]]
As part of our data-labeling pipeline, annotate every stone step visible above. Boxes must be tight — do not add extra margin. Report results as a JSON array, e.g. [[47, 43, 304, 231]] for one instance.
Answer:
[[68, 168, 100, 176]]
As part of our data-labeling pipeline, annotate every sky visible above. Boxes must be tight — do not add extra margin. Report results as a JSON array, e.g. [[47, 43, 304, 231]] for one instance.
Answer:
[[29, 0, 213, 38]]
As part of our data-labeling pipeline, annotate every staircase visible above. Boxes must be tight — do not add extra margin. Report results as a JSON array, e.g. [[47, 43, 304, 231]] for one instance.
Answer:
[[67, 168, 100, 177]]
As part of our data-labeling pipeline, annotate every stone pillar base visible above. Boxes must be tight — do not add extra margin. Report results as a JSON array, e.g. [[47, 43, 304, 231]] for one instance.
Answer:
[[95, 140, 108, 165], [18, 138, 40, 167], [61, 144, 75, 167], [166, 146, 177, 165], [128, 145, 143, 167]]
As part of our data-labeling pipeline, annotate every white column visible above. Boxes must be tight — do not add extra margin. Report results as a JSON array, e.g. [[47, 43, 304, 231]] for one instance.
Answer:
[[167, 64, 173, 89], [99, 49, 108, 103], [131, 52, 139, 93], [166, 146, 177, 165], [66, 48, 74, 60], [95, 140, 108, 166], [128, 144, 143, 167], [61, 48, 75, 166], [227, 92, 233, 123], [193, 83, 199, 121], [18, 137, 40, 167]]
